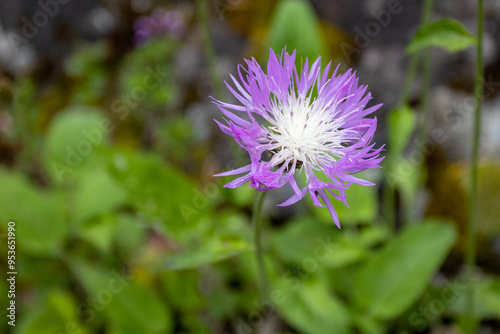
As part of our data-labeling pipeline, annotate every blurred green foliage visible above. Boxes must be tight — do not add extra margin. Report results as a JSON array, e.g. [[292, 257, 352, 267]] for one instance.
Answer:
[[0, 2, 499, 334]]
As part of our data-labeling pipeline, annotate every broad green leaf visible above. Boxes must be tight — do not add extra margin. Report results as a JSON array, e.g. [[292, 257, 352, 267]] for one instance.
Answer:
[[113, 214, 147, 257], [21, 290, 90, 334], [44, 106, 110, 183], [274, 277, 351, 334], [267, 0, 327, 62], [72, 169, 127, 224], [353, 221, 456, 320], [0, 170, 66, 256], [442, 277, 496, 319], [351, 312, 386, 334], [78, 215, 117, 253], [479, 280, 500, 318], [272, 217, 366, 269], [70, 261, 171, 334], [108, 151, 214, 240], [162, 271, 203, 312], [406, 18, 476, 54], [388, 105, 416, 162], [313, 180, 378, 225], [107, 283, 171, 334], [385, 105, 419, 194], [164, 235, 251, 270], [298, 167, 378, 225]]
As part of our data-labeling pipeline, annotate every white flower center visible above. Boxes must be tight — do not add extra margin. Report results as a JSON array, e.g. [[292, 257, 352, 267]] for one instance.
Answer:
[[265, 96, 356, 171]]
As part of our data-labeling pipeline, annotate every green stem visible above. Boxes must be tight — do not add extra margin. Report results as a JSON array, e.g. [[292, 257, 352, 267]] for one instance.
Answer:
[[392, 0, 434, 227], [400, 0, 433, 107], [196, 0, 224, 99], [252, 191, 268, 298], [407, 0, 433, 224], [383, 181, 396, 230], [400, 54, 419, 107], [418, 48, 432, 142], [464, 0, 483, 332], [418, 0, 434, 141]]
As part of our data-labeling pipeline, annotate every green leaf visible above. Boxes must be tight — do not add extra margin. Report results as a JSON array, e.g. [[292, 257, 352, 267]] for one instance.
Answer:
[[313, 178, 378, 224], [406, 18, 476, 54], [425, 277, 492, 319], [267, 0, 327, 61], [44, 105, 110, 183], [70, 261, 171, 334], [162, 271, 203, 312], [0, 170, 67, 256], [351, 312, 386, 334], [353, 221, 456, 320], [113, 214, 147, 257], [274, 277, 352, 334], [479, 280, 500, 318], [272, 217, 366, 269], [164, 235, 251, 270], [108, 151, 214, 240], [64, 42, 109, 104], [72, 169, 127, 224], [388, 105, 416, 162], [78, 215, 117, 253], [21, 290, 90, 334]]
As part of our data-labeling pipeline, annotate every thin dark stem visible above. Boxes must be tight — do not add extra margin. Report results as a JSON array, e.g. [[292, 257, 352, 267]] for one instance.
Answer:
[[252, 190, 268, 298], [196, 0, 224, 99], [464, 0, 483, 332]]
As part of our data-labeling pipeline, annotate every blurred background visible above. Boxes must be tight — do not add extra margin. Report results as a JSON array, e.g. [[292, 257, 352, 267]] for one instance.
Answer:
[[0, 0, 500, 333]]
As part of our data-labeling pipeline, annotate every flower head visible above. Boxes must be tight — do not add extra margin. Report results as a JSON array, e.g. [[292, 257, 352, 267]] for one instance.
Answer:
[[213, 48, 384, 228]]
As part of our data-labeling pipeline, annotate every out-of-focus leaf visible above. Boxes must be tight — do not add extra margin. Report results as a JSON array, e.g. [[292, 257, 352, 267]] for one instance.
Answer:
[[479, 280, 500, 318], [72, 169, 127, 224], [0, 170, 66, 256], [388, 105, 415, 163], [274, 277, 352, 334], [267, 0, 327, 61], [78, 215, 117, 254], [224, 184, 255, 208], [70, 260, 171, 334], [113, 214, 147, 257], [385, 105, 420, 195], [108, 151, 214, 240], [406, 18, 476, 54], [272, 217, 366, 269], [353, 221, 456, 320], [157, 116, 197, 163], [162, 271, 203, 312], [21, 290, 90, 334], [351, 312, 386, 334], [44, 106, 109, 183], [413, 277, 490, 320], [64, 42, 109, 104], [313, 180, 378, 225], [165, 235, 251, 270]]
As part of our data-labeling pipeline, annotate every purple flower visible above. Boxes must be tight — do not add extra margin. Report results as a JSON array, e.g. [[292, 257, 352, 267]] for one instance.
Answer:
[[213, 49, 384, 228], [134, 9, 186, 45]]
